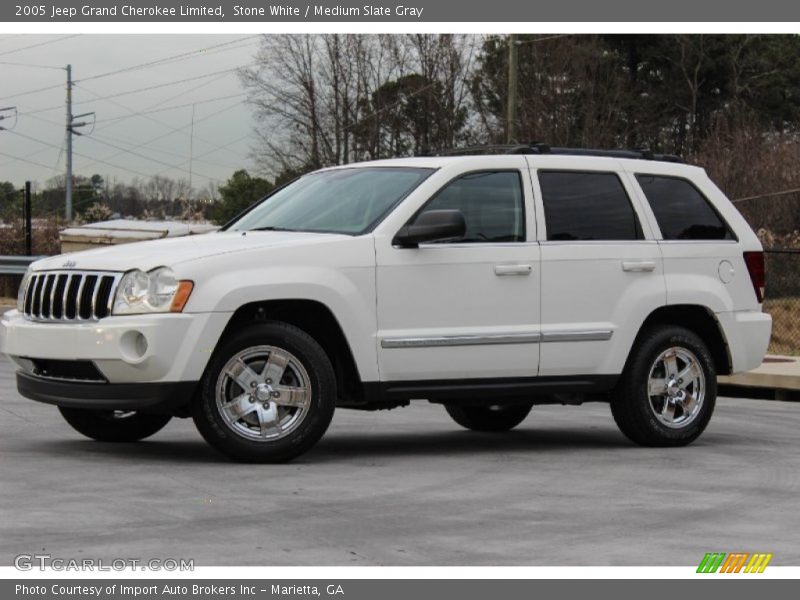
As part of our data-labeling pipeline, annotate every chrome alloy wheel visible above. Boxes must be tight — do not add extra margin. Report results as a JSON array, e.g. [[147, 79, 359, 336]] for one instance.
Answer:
[[215, 345, 312, 441], [646, 346, 706, 429]]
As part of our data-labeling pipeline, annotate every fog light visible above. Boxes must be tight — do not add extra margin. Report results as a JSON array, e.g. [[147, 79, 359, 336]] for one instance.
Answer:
[[119, 330, 148, 363]]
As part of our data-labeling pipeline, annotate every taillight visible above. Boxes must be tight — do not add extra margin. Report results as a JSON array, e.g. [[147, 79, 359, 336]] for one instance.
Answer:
[[743, 251, 765, 304]]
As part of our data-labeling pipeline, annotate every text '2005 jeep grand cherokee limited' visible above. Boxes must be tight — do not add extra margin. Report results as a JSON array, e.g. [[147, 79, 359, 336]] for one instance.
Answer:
[[0, 146, 772, 462]]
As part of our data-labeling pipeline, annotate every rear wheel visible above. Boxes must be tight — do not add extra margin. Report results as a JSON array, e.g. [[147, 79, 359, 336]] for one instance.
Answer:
[[58, 407, 171, 442], [445, 402, 533, 432], [192, 321, 336, 463], [611, 325, 716, 447]]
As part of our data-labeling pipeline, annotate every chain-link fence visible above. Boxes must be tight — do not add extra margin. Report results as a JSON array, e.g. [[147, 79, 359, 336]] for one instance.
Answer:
[[764, 248, 800, 356]]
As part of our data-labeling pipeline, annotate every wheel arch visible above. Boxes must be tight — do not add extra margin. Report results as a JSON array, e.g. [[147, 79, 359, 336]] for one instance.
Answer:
[[633, 305, 732, 375], [217, 299, 365, 404]]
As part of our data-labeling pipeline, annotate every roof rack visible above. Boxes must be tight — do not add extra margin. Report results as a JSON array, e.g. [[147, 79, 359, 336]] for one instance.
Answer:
[[426, 143, 684, 163]]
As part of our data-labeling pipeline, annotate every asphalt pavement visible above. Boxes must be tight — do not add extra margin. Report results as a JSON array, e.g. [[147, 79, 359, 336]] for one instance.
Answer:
[[1, 355, 799, 566]]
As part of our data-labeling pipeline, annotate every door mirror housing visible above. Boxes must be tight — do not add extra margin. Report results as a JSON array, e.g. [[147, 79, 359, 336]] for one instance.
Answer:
[[392, 209, 467, 248]]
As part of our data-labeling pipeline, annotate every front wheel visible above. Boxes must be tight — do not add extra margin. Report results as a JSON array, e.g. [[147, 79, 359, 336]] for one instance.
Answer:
[[58, 407, 171, 442], [611, 325, 716, 447], [445, 402, 533, 432], [192, 321, 336, 463]]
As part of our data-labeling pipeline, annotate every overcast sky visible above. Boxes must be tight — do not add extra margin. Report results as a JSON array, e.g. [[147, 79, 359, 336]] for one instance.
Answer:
[[0, 34, 258, 191]]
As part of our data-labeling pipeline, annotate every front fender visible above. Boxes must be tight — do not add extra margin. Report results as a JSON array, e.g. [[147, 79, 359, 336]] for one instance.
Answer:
[[186, 265, 379, 381]]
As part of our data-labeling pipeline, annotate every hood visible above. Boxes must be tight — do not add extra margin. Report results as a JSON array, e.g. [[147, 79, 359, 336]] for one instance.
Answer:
[[31, 230, 350, 273]]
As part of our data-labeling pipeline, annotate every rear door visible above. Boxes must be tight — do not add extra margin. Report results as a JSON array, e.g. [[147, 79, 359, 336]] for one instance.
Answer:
[[530, 157, 667, 378]]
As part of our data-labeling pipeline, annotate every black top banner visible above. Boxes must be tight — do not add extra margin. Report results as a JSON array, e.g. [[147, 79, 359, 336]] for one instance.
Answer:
[[3, 0, 800, 22]]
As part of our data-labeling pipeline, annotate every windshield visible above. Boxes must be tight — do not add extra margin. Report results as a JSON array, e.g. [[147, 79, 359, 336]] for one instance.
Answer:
[[229, 167, 435, 235]]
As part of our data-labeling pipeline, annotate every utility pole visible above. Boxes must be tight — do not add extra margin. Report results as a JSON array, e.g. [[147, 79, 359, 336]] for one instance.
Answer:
[[24, 182, 32, 256], [188, 103, 195, 191], [65, 64, 73, 222], [64, 64, 95, 222], [506, 34, 518, 144]]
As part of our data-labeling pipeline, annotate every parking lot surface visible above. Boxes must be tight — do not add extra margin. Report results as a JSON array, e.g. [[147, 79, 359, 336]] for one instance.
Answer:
[[1, 356, 799, 566]]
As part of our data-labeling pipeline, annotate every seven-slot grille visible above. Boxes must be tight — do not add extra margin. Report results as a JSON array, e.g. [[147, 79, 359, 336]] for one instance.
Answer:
[[22, 271, 122, 322]]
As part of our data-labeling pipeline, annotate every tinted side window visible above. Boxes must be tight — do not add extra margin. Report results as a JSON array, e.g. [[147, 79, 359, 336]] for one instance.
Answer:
[[636, 174, 734, 241], [539, 171, 642, 241], [420, 171, 525, 243]]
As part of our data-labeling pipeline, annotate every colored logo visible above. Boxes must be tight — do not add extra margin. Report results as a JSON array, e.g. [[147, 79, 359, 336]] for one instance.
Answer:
[[697, 552, 773, 573]]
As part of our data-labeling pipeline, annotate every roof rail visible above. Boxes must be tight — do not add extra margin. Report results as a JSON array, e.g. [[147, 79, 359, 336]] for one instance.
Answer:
[[422, 144, 525, 156], [423, 143, 684, 163]]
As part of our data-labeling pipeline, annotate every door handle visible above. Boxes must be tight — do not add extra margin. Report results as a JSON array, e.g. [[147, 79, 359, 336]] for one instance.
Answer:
[[621, 261, 656, 273], [494, 264, 533, 276]]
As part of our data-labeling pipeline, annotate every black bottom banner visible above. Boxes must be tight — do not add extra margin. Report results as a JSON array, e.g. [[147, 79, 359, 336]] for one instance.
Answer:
[[4, 579, 797, 600]]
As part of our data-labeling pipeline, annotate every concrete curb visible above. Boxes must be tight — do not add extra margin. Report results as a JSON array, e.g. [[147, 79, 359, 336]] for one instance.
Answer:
[[719, 355, 800, 400]]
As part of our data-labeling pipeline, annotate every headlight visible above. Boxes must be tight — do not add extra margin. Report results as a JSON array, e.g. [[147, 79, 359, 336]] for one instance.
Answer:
[[112, 267, 193, 315], [17, 267, 32, 312]]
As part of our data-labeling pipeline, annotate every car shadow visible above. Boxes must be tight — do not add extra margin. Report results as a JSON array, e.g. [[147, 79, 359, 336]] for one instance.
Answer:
[[23, 427, 632, 465], [307, 427, 632, 462], [23, 438, 226, 464]]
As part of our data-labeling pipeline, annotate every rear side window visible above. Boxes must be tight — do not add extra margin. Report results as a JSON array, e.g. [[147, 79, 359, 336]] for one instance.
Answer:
[[635, 174, 734, 241], [538, 171, 643, 241]]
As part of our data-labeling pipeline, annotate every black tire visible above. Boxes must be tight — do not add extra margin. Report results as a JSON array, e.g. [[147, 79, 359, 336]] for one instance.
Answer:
[[611, 325, 716, 447], [444, 402, 533, 432], [58, 407, 171, 442], [192, 321, 336, 463]]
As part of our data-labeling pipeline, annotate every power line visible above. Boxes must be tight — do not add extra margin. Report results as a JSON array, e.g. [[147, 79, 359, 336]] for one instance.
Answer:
[[2, 41, 255, 105], [76, 65, 253, 103], [0, 139, 58, 168], [153, 132, 254, 178], [73, 99, 245, 175], [0, 82, 64, 103], [7, 110, 243, 183], [90, 131, 243, 170], [0, 34, 80, 58], [733, 188, 800, 203], [91, 92, 247, 124], [15, 111, 60, 127], [17, 65, 250, 114], [0, 148, 58, 170], [339, 81, 439, 133], [0, 35, 25, 46], [75, 81, 229, 151], [90, 71, 232, 133], [195, 132, 253, 159], [18, 76, 239, 136], [0, 61, 64, 70], [51, 138, 66, 178], [80, 135, 215, 181], [516, 34, 573, 45], [75, 36, 259, 83], [6, 129, 158, 180]]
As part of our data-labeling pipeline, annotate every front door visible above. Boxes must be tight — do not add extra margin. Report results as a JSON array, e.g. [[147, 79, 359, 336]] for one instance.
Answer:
[[375, 164, 541, 383]]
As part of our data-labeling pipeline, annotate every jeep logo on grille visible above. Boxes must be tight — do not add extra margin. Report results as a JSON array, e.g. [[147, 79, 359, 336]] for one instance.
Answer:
[[61, 260, 77, 269]]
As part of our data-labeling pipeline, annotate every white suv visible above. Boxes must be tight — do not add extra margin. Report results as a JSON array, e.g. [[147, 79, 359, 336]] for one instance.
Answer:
[[0, 146, 772, 462]]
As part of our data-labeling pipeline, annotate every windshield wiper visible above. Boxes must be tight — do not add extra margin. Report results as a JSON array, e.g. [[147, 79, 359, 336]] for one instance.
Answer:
[[249, 226, 300, 232]]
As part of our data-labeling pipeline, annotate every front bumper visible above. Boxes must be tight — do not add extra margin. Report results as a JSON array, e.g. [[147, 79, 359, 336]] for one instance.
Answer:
[[17, 371, 197, 412], [0, 308, 231, 383]]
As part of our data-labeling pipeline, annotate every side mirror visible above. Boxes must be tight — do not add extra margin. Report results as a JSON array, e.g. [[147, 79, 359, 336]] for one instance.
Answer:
[[392, 209, 467, 248]]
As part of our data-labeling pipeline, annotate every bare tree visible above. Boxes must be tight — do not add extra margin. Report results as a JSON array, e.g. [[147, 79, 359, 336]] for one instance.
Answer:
[[241, 34, 479, 175]]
